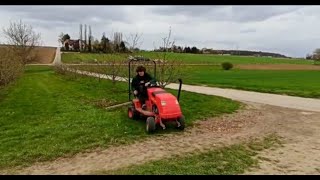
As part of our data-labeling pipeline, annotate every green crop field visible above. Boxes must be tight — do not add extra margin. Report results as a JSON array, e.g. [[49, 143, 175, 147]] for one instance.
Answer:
[[61, 63, 320, 98], [61, 52, 312, 65], [180, 66, 320, 98]]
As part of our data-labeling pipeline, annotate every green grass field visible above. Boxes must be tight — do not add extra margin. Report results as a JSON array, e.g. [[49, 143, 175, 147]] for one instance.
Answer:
[[64, 64, 320, 98], [98, 134, 282, 175], [61, 53, 126, 64], [61, 51, 313, 65], [181, 66, 320, 98], [0, 66, 240, 169]]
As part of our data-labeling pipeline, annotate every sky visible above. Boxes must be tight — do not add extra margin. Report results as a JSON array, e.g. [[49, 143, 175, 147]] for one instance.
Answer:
[[0, 5, 320, 57]]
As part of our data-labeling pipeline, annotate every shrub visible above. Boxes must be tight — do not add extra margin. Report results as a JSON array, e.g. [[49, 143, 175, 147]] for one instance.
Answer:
[[53, 64, 68, 75], [221, 62, 233, 70], [0, 47, 24, 86]]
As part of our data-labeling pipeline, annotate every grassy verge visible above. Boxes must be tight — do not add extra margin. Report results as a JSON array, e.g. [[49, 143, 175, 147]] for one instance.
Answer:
[[181, 66, 320, 98], [0, 66, 240, 169], [61, 52, 312, 65], [96, 134, 283, 175]]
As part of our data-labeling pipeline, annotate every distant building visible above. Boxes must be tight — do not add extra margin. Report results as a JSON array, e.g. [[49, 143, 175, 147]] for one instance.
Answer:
[[63, 39, 85, 51], [312, 53, 320, 60]]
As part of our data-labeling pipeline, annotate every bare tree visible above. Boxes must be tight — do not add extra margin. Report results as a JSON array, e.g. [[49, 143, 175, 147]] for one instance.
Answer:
[[125, 32, 143, 52], [3, 20, 41, 64], [0, 47, 24, 86], [58, 32, 64, 46], [104, 55, 127, 85], [79, 24, 83, 51], [88, 25, 92, 52], [113, 32, 123, 52], [153, 27, 183, 88], [84, 24, 87, 51], [161, 27, 175, 53]]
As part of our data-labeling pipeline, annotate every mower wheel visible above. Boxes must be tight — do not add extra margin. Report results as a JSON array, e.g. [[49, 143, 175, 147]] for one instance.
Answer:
[[146, 117, 156, 133], [177, 116, 185, 130], [128, 106, 139, 120]]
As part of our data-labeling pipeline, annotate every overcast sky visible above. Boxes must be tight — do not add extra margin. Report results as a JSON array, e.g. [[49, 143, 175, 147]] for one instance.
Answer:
[[0, 5, 320, 57]]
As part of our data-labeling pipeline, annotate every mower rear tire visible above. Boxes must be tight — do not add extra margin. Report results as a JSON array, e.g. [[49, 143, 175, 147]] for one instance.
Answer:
[[146, 117, 156, 133], [177, 116, 185, 130]]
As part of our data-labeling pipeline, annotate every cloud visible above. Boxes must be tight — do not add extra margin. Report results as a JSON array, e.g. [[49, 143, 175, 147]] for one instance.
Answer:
[[240, 28, 256, 34], [230, 6, 302, 22], [0, 5, 319, 57], [150, 5, 302, 23], [0, 6, 129, 24]]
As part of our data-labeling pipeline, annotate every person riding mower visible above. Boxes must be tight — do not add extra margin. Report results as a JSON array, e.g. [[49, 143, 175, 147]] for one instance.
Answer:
[[127, 56, 185, 133], [131, 65, 156, 110]]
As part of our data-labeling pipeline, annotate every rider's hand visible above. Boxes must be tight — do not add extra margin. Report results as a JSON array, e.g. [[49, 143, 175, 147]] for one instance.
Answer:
[[134, 90, 138, 95], [145, 82, 150, 86], [145, 82, 150, 87]]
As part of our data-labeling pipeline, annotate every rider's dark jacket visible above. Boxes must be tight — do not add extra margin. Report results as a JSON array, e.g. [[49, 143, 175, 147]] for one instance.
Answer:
[[131, 72, 154, 94]]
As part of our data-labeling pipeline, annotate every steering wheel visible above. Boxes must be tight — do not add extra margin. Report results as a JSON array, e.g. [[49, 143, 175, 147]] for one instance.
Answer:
[[150, 82, 157, 87], [148, 80, 158, 87], [138, 80, 157, 88]]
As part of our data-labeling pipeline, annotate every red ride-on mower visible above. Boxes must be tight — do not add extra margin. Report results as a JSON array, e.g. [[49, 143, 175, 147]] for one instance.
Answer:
[[127, 57, 185, 133]]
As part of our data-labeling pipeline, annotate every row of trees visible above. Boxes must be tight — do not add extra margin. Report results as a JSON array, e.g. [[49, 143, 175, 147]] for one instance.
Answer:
[[154, 45, 201, 54], [1, 20, 41, 86], [58, 24, 290, 58], [55, 27, 184, 88], [154, 45, 288, 58]]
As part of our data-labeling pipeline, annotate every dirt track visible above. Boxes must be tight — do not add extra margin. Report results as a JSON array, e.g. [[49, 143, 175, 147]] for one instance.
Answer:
[[245, 108, 320, 175], [2, 103, 319, 175]]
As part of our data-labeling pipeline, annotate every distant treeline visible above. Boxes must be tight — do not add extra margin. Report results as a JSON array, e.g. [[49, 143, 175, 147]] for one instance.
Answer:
[[206, 49, 288, 58], [154, 46, 289, 58]]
